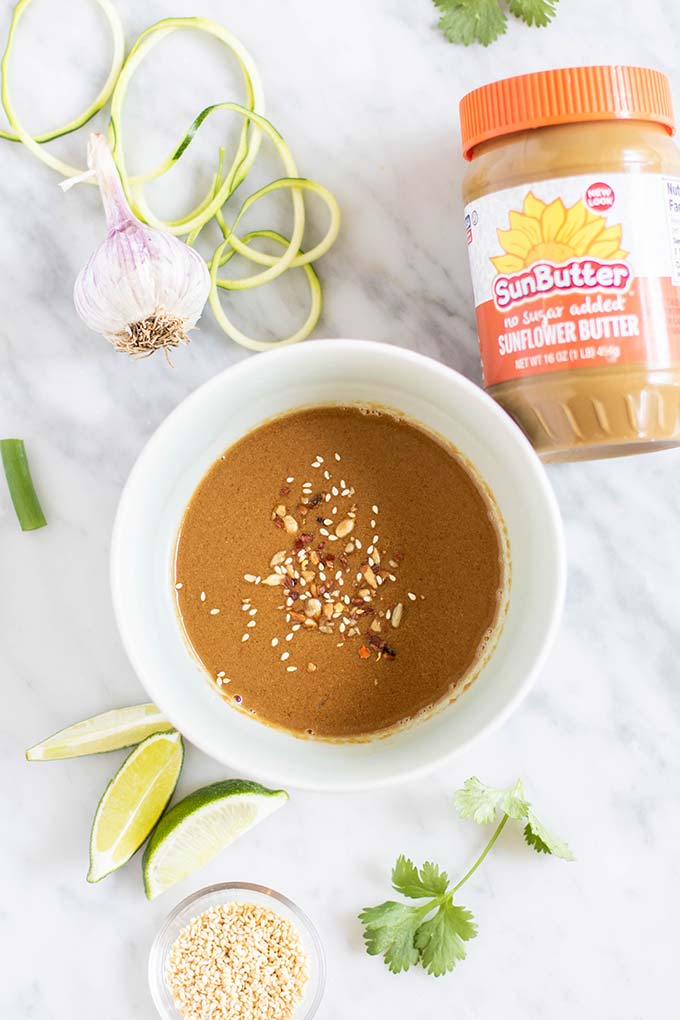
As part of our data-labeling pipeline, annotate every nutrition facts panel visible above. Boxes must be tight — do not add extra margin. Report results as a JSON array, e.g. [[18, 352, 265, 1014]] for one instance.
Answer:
[[663, 177, 680, 286]]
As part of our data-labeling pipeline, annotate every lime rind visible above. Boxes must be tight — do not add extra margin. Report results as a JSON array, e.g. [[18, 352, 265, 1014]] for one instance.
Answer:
[[142, 779, 288, 899], [26, 703, 171, 761], [87, 730, 184, 884]]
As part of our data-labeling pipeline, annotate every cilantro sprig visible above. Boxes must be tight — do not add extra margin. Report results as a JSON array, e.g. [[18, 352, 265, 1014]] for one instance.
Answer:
[[359, 777, 573, 977], [432, 0, 559, 47]]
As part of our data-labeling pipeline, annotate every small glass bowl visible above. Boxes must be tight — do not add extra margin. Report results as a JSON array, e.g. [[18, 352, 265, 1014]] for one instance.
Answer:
[[148, 882, 326, 1020]]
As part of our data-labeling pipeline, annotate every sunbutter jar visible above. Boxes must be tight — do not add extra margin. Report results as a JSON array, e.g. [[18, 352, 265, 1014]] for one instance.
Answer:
[[460, 66, 680, 462]]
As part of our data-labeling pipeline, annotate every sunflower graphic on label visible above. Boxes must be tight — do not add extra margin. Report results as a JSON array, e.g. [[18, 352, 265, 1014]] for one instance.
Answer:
[[490, 192, 631, 311]]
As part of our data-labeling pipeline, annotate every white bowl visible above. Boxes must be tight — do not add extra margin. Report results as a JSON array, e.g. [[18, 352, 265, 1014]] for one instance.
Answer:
[[111, 340, 565, 791]]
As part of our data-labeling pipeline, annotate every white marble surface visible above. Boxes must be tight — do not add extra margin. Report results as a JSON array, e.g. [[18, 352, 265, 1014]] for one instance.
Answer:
[[2, 1, 680, 1017]]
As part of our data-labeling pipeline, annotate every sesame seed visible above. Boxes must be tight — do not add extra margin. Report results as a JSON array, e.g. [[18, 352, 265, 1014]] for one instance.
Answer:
[[166, 902, 309, 1020], [243, 574, 257, 583], [247, 620, 256, 628], [271, 637, 279, 647], [372, 504, 379, 514], [281, 652, 290, 661], [286, 633, 294, 641], [175, 583, 183, 590], [209, 608, 220, 615], [323, 470, 331, 480], [200, 592, 206, 601], [334, 453, 341, 461], [241, 633, 250, 642], [286, 476, 295, 483], [408, 592, 417, 601], [248, 608, 257, 616], [286, 666, 298, 672]]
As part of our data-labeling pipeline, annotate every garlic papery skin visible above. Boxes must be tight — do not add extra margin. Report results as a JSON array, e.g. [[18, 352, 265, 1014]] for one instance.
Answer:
[[73, 133, 210, 358]]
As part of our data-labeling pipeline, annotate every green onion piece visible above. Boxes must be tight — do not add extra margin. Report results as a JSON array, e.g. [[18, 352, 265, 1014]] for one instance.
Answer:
[[0, 439, 47, 531]]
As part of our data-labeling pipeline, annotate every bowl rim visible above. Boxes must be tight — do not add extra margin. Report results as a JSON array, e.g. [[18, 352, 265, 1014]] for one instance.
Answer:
[[111, 339, 566, 791], [148, 881, 326, 1020]]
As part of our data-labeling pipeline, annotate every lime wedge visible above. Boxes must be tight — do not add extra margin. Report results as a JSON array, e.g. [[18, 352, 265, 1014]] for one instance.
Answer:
[[88, 730, 183, 883], [26, 703, 172, 761], [142, 779, 288, 899]]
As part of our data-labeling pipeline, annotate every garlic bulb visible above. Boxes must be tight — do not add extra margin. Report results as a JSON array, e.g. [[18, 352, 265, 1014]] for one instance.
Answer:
[[73, 133, 210, 358]]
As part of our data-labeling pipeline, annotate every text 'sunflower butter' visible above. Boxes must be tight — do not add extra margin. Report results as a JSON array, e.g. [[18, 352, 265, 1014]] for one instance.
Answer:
[[460, 66, 680, 462]]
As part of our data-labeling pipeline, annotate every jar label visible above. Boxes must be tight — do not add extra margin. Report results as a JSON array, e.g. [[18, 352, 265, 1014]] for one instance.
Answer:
[[464, 173, 680, 386]]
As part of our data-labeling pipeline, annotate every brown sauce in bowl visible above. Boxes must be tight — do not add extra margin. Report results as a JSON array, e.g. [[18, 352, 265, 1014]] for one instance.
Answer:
[[174, 406, 506, 739]]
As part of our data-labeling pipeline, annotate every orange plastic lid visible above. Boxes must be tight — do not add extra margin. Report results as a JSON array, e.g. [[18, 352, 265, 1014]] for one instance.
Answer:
[[460, 66, 674, 160]]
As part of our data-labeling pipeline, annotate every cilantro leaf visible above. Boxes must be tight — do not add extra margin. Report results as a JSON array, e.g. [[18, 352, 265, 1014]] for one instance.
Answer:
[[524, 810, 575, 861], [392, 855, 449, 898], [454, 776, 505, 823], [359, 901, 424, 973], [434, 0, 508, 47], [415, 900, 478, 976], [455, 776, 529, 823], [433, 0, 559, 46], [507, 0, 559, 27], [500, 778, 531, 821]]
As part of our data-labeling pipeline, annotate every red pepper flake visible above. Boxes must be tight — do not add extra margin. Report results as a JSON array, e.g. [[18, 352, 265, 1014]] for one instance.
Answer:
[[308, 493, 323, 508], [358, 645, 371, 660], [300, 532, 314, 545], [368, 633, 397, 659], [280, 486, 291, 496], [393, 551, 404, 562], [274, 516, 285, 529]]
